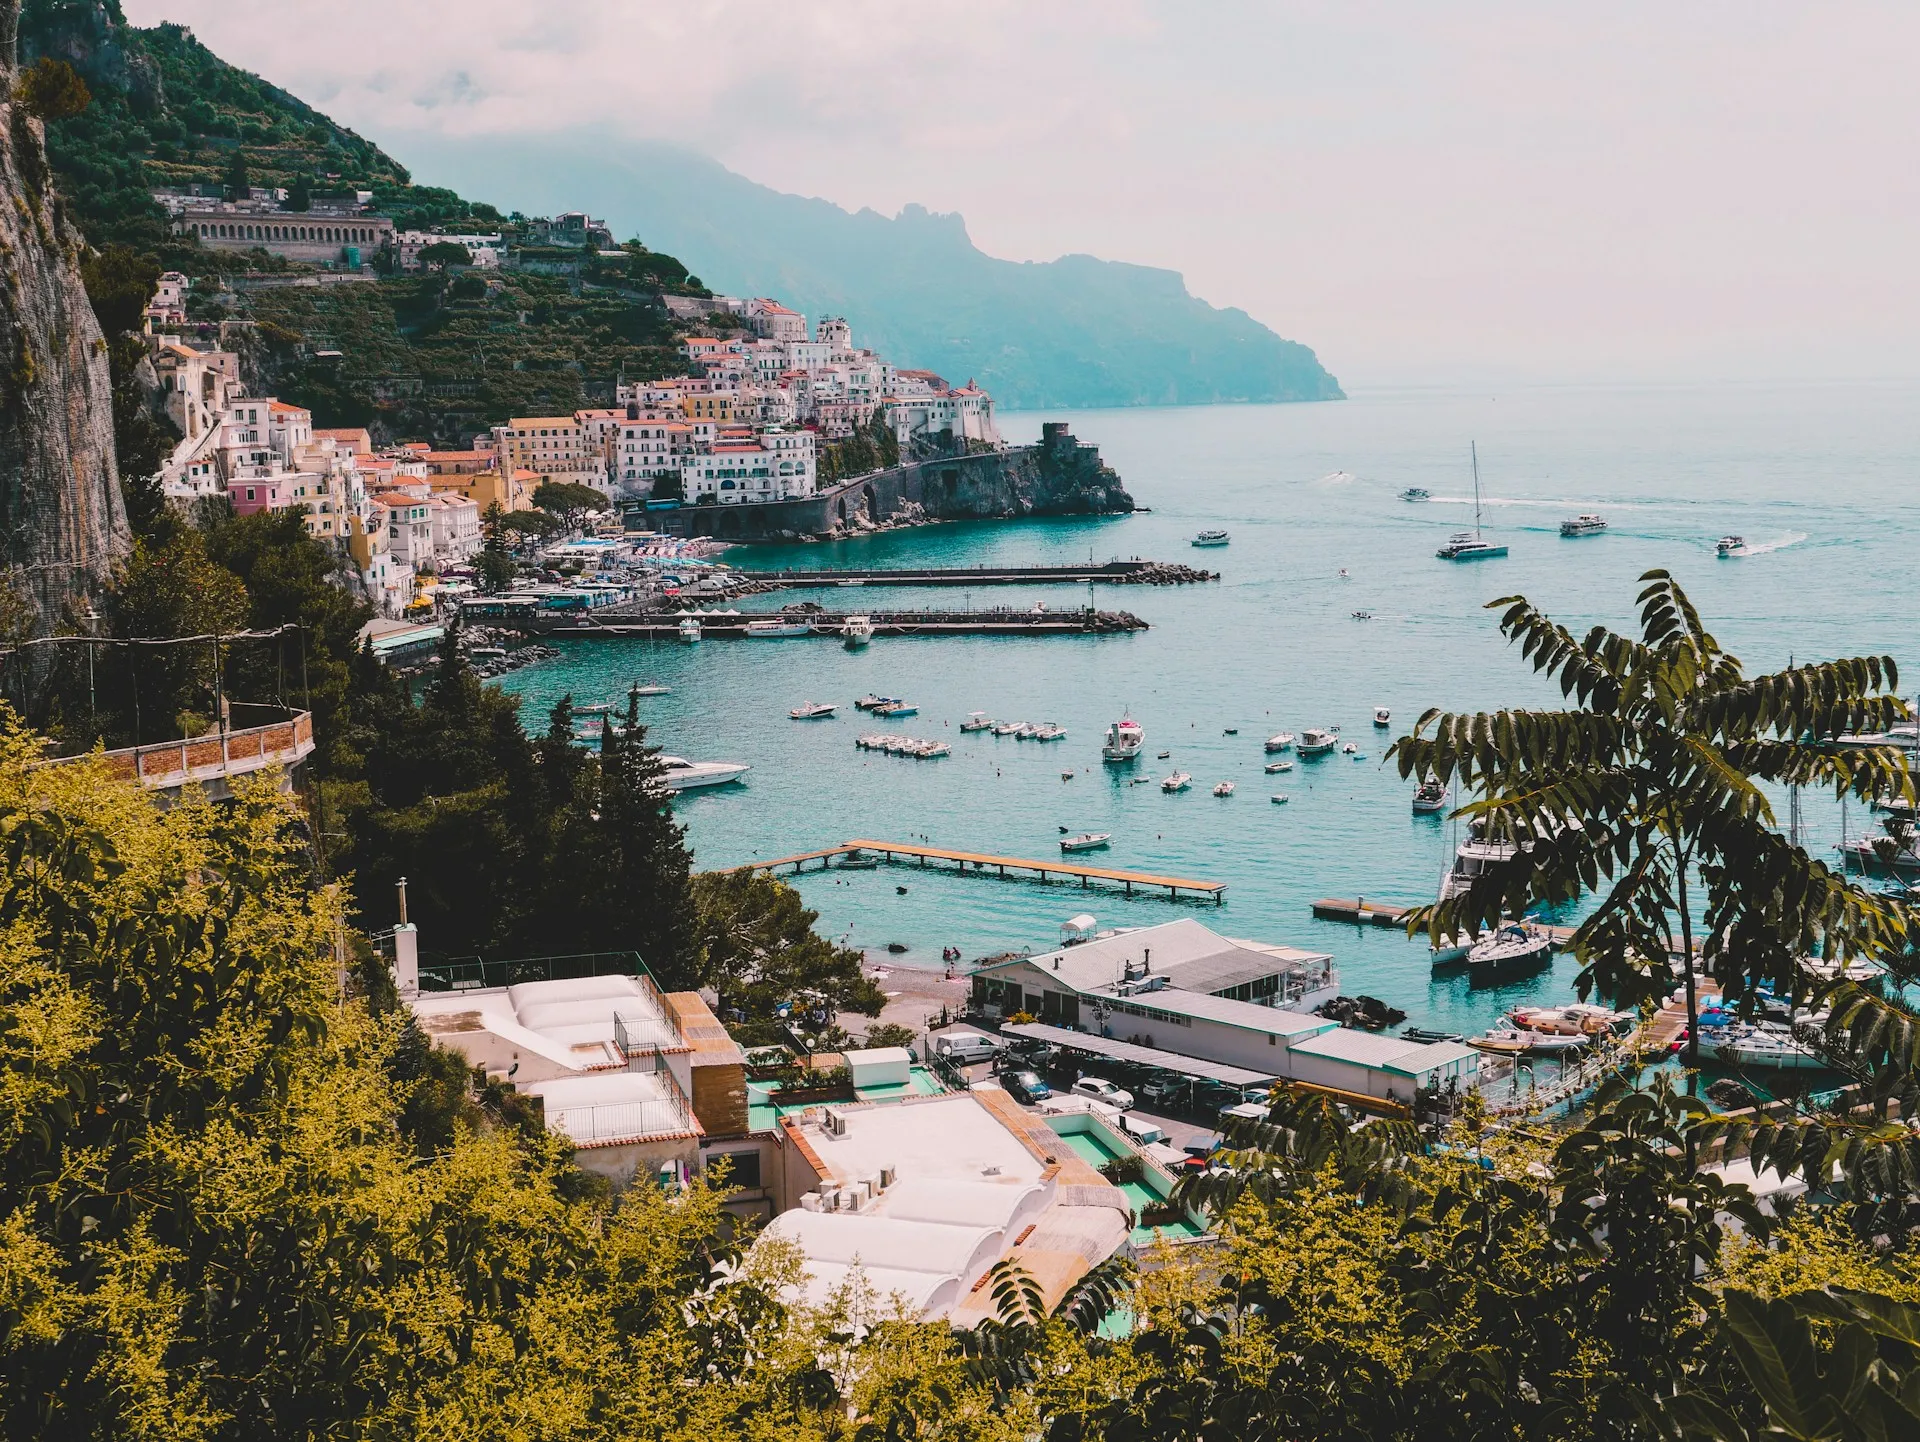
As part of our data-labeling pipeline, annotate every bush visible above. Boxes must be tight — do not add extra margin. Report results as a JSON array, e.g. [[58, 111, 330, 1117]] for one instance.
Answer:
[[14, 58, 90, 120]]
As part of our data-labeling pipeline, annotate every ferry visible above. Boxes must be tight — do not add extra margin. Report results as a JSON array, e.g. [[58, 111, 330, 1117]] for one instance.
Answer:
[[1560, 514, 1608, 537], [1102, 715, 1146, 762], [1191, 530, 1231, 547], [677, 617, 701, 643], [744, 618, 812, 638], [1264, 731, 1295, 753], [1297, 728, 1338, 757], [1212, 780, 1235, 797], [789, 701, 837, 720], [1412, 778, 1448, 813], [1401, 487, 1431, 501], [841, 614, 875, 647], [1716, 535, 1746, 557], [1161, 771, 1193, 793], [960, 711, 996, 733], [658, 756, 750, 791], [1060, 832, 1112, 854]]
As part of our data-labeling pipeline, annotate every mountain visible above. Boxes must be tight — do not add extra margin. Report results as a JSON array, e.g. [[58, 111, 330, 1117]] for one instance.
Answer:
[[389, 136, 1345, 411]]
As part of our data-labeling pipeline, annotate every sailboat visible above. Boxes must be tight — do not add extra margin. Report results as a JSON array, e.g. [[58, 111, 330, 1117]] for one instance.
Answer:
[[1436, 443, 1509, 561]]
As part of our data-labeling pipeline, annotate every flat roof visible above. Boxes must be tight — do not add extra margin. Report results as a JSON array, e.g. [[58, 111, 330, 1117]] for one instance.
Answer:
[[1000, 1022, 1279, 1086], [982, 918, 1325, 996], [1289, 1030, 1480, 1076], [1089, 986, 1338, 1038]]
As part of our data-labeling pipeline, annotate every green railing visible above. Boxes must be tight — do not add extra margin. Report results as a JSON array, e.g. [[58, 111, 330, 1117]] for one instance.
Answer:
[[416, 950, 652, 993]]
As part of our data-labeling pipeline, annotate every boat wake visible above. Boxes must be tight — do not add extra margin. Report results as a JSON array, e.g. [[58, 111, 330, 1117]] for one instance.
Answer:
[[1317, 470, 1361, 485], [1729, 531, 1809, 556]]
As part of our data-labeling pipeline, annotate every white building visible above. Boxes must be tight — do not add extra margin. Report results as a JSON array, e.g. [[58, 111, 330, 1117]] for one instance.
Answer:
[[746, 297, 808, 343], [680, 427, 816, 504]]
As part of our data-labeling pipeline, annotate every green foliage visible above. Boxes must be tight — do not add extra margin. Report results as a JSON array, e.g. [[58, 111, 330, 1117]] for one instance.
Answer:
[[862, 1022, 918, 1049], [690, 869, 884, 1039], [12, 56, 89, 120], [475, 502, 518, 591], [417, 240, 472, 268], [78, 240, 159, 337]]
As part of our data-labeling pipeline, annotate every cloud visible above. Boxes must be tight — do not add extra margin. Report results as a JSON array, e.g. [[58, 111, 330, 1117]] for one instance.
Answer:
[[125, 0, 1920, 381]]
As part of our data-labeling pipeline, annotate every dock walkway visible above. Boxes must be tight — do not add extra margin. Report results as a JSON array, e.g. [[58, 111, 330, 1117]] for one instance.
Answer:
[[751, 560, 1217, 587], [740, 839, 1225, 903], [515, 608, 1148, 639]]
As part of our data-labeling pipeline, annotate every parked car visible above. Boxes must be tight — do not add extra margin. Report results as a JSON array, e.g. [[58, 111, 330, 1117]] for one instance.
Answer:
[[1071, 1077, 1134, 1110], [1117, 1115, 1168, 1147], [1003, 1070, 1052, 1105], [1241, 1084, 1275, 1106], [1005, 1037, 1057, 1066], [1181, 1136, 1220, 1169], [1141, 1075, 1191, 1109], [931, 1031, 1003, 1065]]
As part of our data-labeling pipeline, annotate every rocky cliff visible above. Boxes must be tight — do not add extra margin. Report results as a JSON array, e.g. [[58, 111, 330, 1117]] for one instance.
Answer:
[[0, 1, 126, 635]]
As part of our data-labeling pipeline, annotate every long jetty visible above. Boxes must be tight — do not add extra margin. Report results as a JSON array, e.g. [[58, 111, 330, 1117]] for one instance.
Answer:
[[738, 839, 1226, 903], [517, 607, 1149, 638], [748, 560, 1217, 588]]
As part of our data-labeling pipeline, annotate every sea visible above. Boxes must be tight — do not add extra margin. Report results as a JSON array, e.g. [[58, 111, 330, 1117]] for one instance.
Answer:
[[500, 379, 1920, 1050]]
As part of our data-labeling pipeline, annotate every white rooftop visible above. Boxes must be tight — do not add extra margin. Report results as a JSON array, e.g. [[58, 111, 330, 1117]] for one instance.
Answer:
[[991, 918, 1333, 998], [408, 972, 682, 1079], [521, 1070, 697, 1147], [1289, 1029, 1480, 1076]]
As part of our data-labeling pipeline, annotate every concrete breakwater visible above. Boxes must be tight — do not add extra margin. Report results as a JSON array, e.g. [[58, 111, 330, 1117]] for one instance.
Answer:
[[521, 607, 1150, 639], [654, 423, 1133, 542], [750, 559, 1218, 587]]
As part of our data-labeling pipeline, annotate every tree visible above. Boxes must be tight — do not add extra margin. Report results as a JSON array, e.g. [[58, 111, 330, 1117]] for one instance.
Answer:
[[12, 56, 89, 119], [287, 175, 312, 212], [476, 502, 518, 592], [1390, 570, 1913, 1067], [78, 243, 161, 339], [497, 507, 561, 541], [222, 146, 250, 199], [532, 479, 611, 532], [690, 869, 884, 1040], [417, 240, 473, 269], [101, 521, 250, 739]]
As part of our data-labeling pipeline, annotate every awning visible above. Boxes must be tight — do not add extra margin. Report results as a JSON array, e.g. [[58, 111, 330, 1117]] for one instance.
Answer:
[[1000, 1022, 1278, 1087]]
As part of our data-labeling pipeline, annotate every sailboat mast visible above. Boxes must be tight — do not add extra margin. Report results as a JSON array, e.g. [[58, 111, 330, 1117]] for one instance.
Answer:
[[1472, 440, 1483, 537]]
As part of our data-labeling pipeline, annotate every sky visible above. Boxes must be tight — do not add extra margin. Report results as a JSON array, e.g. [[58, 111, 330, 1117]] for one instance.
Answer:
[[126, 1, 1920, 385]]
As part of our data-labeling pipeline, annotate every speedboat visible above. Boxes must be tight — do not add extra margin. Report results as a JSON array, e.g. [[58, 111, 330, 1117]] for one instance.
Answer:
[[1102, 715, 1145, 762], [1032, 723, 1068, 742], [1437, 532, 1509, 561], [1264, 731, 1295, 753], [1011, 722, 1038, 739], [1401, 487, 1430, 501], [1716, 536, 1745, 557], [1270, 793, 1289, 804], [789, 701, 837, 720], [744, 618, 812, 638], [1510, 1003, 1630, 1037], [992, 720, 1025, 737], [630, 683, 671, 697], [1213, 780, 1235, 797], [1412, 778, 1448, 813], [1161, 771, 1193, 793], [842, 614, 874, 647], [1374, 707, 1391, 727], [658, 756, 750, 791], [1191, 530, 1230, 547], [1060, 832, 1112, 853], [1466, 923, 1553, 978], [960, 712, 995, 733], [1468, 1027, 1584, 1057], [677, 617, 701, 643], [1351, 610, 1374, 621], [1265, 759, 1293, 774], [1560, 514, 1608, 537], [1699, 1024, 1825, 1071], [1298, 728, 1338, 757], [874, 701, 918, 718], [856, 694, 890, 711]]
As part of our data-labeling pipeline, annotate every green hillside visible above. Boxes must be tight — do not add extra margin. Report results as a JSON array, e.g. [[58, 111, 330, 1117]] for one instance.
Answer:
[[22, 0, 700, 441]]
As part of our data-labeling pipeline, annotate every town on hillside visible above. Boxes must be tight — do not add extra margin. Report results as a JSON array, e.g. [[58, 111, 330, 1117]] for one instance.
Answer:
[[143, 189, 1000, 617]]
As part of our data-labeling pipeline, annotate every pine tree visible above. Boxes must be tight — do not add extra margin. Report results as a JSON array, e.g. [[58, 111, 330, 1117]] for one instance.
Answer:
[[476, 502, 517, 592], [592, 719, 697, 982]]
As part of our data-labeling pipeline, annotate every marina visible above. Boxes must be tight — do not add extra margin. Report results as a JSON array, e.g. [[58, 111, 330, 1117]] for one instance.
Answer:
[[745, 559, 1218, 587]]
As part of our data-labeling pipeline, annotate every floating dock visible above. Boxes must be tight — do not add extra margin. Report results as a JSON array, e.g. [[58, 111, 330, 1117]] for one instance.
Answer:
[[505, 608, 1149, 639], [740, 839, 1225, 903], [1311, 897, 1579, 946]]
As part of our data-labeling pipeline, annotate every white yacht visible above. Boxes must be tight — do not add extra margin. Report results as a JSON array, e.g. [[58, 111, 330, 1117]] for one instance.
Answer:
[[789, 701, 837, 720], [677, 616, 701, 643], [1192, 529, 1230, 547], [1466, 923, 1553, 978], [1437, 443, 1508, 561], [658, 756, 750, 791], [842, 614, 875, 647], [1716, 535, 1746, 557], [1699, 1025, 1825, 1071], [874, 700, 919, 718], [1297, 728, 1338, 757], [1560, 514, 1607, 537], [1102, 715, 1146, 762], [1161, 771, 1193, 793], [1264, 731, 1295, 753], [745, 618, 812, 638]]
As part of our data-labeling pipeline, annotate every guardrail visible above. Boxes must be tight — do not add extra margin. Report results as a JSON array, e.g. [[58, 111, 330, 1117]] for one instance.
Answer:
[[47, 709, 314, 798]]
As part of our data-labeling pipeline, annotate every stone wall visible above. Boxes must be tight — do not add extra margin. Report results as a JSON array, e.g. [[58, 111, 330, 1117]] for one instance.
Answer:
[[657, 423, 1133, 542]]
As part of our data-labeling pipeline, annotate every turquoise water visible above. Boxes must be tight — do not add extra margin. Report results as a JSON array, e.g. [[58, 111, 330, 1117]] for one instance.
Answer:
[[503, 380, 1920, 1040]]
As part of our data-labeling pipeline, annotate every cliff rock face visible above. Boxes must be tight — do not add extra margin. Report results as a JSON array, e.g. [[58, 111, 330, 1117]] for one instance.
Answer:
[[0, 2, 128, 633]]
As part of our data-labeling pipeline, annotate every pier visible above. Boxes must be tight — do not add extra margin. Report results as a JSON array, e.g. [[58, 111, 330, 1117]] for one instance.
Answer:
[[748, 560, 1217, 588], [738, 839, 1226, 903], [507, 607, 1149, 639]]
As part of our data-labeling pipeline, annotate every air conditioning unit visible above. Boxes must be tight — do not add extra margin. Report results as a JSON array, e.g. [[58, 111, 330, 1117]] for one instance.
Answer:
[[878, 1165, 897, 1189], [799, 1193, 821, 1212], [837, 1188, 860, 1212], [822, 1108, 849, 1138], [816, 1185, 839, 1210]]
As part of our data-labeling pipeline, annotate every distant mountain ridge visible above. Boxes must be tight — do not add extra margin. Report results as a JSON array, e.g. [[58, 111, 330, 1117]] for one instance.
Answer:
[[396, 136, 1345, 411]]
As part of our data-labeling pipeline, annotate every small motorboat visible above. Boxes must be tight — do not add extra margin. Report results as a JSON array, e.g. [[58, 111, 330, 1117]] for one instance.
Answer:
[[1270, 793, 1289, 804], [874, 701, 919, 718], [1213, 781, 1235, 797], [1560, 514, 1607, 537], [1161, 771, 1193, 793], [1157, 750, 1172, 760], [1341, 742, 1360, 755], [1297, 729, 1337, 757], [1223, 727, 1238, 735], [1401, 487, 1430, 502], [1060, 832, 1112, 853], [992, 720, 1025, 736], [1412, 778, 1448, 813], [1061, 770, 1075, 781], [841, 614, 875, 647], [1192, 529, 1231, 547], [744, 618, 812, 638], [789, 701, 837, 720], [1402, 1026, 1464, 1044], [1469, 1027, 1584, 1057], [1351, 610, 1373, 621], [836, 848, 880, 870], [1265, 759, 1294, 774], [1032, 723, 1068, 742], [960, 711, 995, 732], [1264, 732, 1295, 753], [630, 683, 671, 697], [1373, 707, 1391, 727], [1716, 535, 1745, 557]]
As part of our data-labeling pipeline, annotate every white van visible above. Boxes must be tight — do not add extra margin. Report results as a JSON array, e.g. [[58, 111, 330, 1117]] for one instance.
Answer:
[[932, 1030, 1003, 1065]]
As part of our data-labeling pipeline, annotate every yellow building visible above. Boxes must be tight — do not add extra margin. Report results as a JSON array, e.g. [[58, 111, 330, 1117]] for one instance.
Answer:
[[681, 391, 736, 422], [493, 417, 593, 481], [429, 467, 531, 514]]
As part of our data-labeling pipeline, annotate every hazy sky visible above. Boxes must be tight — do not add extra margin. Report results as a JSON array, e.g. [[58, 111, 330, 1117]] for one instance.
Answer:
[[127, 1, 1920, 384]]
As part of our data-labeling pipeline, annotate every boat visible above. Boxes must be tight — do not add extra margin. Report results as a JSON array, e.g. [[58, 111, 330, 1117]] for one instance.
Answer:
[[1466, 923, 1554, 978], [1161, 771, 1192, 793], [1716, 536, 1745, 557], [836, 848, 879, 869], [1341, 742, 1360, 755], [1213, 781, 1235, 797], [1401, 1026, 1464, 1044], [789, 701, 837, 720], [1838, 833, 1920, 876], [1510, 1003, 1630, 1037], [677, 617, 702, 643], [1264, 731, 1295, 753], [1191, 530, 1230, 547], [1061, 771, 1075, 781], [1560, 514, 1608, 537], [960, 712, 995, 733], [1265, 759, 1293, 774], [1031, 723, 1068, 742], [1468, 1027, 1585, 1056], [1700, 1024, 1825, 1071], [874, 701, 919, 718], [658, 756, 751, 791], [842, 614, 875, 647], [1401, 487, 1431, 502], [1270, 793, 1290, 804], [1297, 728, 1338, 757], [856, 694, 891, 711], [1223, 727, 1239, 735], [1351, 610, 1374, 621], [1011, 722, 1038, 739], [992, 720, 1024, 736], [1436, 442, 1509, 561], [1412, 778, 1448, 813], [1374, 707, 1391, 727], [744, 618, 812, 638], [1102, 715, 1146, 762], [630, 683, 671, 697], [1060, 832, 1112, 853], [837, 579, 867, 587], [1157, 751, 1171, 760]]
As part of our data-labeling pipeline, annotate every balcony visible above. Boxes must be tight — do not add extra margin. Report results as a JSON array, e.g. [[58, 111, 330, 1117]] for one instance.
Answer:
[[64, 706, 316, 804]]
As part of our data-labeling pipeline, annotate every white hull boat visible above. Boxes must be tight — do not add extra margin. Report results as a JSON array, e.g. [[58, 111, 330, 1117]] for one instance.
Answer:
[[745, 619, 812, 638], [1560, 514, 1608, 537], [659, 756, 749, 791], [1192, 530, 1230, 547], [1213, 781, 1235, 797], [842, 614, 875, 646], [1161, 771, 1193, 793], [1103, 716, 1146, 762], [789, 702, 837, 719], [677, 618, 701, 643], [960, 712, 995, 733], [1060, 832, 1112, 853], [1298, 728, 1338, 757], [1264, 732, 1295, 753]]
